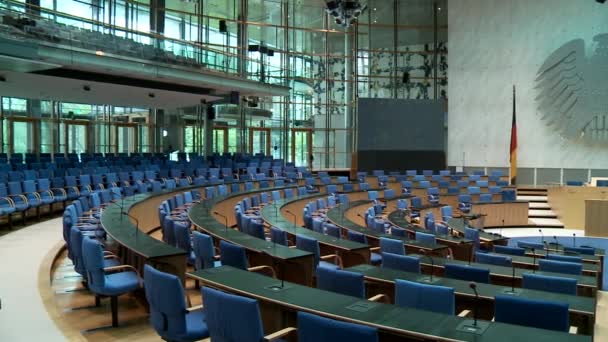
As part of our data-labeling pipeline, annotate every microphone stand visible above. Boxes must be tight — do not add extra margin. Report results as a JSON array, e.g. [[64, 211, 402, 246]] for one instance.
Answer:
[[538, 229, 544, 245], [502, 261, 521, 295], [261, 250, 285, 291], [531, 248, 536, 273], [499, 219, 504, 238], [285, 209, 297, 233], [573, 233, 576, 248], [553, 236, 559, 252], [543, 241, 549, 257], [418, 249, 436, 283], [121, 211, 139, 242], [456, 281, 489, 334], [214, 211, 229, 236]]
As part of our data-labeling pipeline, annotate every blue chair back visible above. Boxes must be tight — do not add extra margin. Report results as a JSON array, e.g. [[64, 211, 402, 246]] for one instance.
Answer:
[[547, 254, 582, 263], [202, 286, 265, 342], [297, 311, 378, 342], [316, 267, 365, 298], [538, 259, 582, 275], [192, 231, 217, 270], [379, 237, 405, 255], [270, 227, 288, 246], [415, 232, 436, 246], [564, 246, 595, 255], [219, 240, 248, 270], [444, 263, 490, 283], [381, 252, 420, 273], [475, 252, 512, 267], [494, 295, 569, 332], [522, 273, 577, 295], [494, 245, 526, 256], [395, 279, 455, 315]]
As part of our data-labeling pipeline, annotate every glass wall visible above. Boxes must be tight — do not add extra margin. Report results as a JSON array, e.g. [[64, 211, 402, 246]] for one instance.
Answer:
[[0, 0, 447, 167]]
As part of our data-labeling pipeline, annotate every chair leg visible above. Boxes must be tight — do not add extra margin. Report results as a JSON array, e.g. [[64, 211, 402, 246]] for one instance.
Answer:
[[95, 295, 100, 307], [110, 296, 118, 327], [22, 211, 26, 226], [37, 207, 40, 221], [7, 214, 12, 230]]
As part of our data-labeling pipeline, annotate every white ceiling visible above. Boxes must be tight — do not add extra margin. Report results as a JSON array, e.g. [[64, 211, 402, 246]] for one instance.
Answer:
[[0, 70, 220, 109]]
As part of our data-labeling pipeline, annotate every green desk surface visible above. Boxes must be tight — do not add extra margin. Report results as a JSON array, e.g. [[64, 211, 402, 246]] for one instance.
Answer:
[[346, 264, 595, 316], [386, 209, 474, 245], [188, 185, 313, 261], [188, 266, 590, 342], [410, 255, 598, 289], [260, 195, 369, 251], [492, 252, 599, 273], [323, 198, 451, 253], [102, 193, 186, 259], [524, 247, 605, 260], [447, 217, 509, 243]]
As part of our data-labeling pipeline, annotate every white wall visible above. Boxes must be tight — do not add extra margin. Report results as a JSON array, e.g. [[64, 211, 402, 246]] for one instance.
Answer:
[[448, 0, 608, 168]]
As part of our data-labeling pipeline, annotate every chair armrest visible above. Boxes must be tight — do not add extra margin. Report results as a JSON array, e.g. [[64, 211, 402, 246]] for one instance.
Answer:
[[0, 196, 15, 207], [24, 191, 42, 200], [264, 327, 297, 341], [186, 304, 203, 313], [66, 186, 80, 195], [320, 254, 343, 268], [569, 326, 578, 334], [368, 294, 389, 303], [104, 264, 142, 286], [104, 254, 119, 260], [8, 194, 28, 203], [457, 309, 471, 317], [370, 247, 380, 252], [248, 265, 277, 278]]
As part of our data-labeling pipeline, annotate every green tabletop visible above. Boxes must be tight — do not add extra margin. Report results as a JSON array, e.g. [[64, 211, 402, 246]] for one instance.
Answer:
[[324, 198, 451, 253], [410, 255, 598, 289], [346, 264, 595, 316], [259, 193, 370, 251], [448, 217, 509, 243], [386, 209, 474, 245], [491, 252, 600, 273], [188, 266, 590, 342], [188, 184, 313, 261], [102, 193, 186, 259]]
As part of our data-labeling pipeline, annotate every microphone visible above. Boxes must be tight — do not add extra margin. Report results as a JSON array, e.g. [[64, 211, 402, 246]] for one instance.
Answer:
[[121, 211, 139, 241], [285, 209, 297, 232], [543, 241, 549, 257], [553, 236, 559, 252], [502, 259, 521, 294], [573, 233, 576, 247], [418, 249, 435, 283], [538, 229, 544, 244], [469, 282, 480, 327], [213, 211, 229, 235]]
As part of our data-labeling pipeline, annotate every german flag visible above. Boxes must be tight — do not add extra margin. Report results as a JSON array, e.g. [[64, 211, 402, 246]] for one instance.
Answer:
[[510, 85, 517, 185]]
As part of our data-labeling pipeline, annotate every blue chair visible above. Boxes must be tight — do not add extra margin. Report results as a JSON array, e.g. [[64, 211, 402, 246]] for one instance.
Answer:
[[494, 295, 569, 332], [316, 266, 365, 298], [381, 252, 420, 273], [296, 234, 340, 269], [479, 193, 492, 203], [297, 311, 378, 342], [379, 237, 405, 255], [4, 182, 29, 224], [144, 265, 209, 341], [203, 286, 293, 342], [566, 181, 584, 186], [440, 206, 453, 222], [415, 232, 436, 246], [494, 245, 526, 256], [390, 226, 406, 237], [395, 279, 455, 315], [384, 188, 396, 200], [367, 190, 378, 201], [517, 241, 545, 250], [458, 194, 472, 213], [69, 227, 119, 277], [547, 254, 582, 263], [475, 252, 512, 267], [347, 231, 381, 265], [325, 223, 341, 239], [564, 246, 595, 255], [444, 263, 490, 283], [192, 231, 220, 270], [174, 221, 196, 266], [427, 187, 440, 205], [597, 180, 608, 187], [0, 185, 16, 228], [219, 240, 275, 276], [538, 259, 582, 275], [465, 227, 481, 251], [81, 237, 141, 327], [522, 273, 577, 295], [270, 226, 288, 246]]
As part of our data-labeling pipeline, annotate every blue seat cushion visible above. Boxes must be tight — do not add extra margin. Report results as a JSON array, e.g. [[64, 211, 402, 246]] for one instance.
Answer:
[[101, 271, 140, 296], [103, 258, 121, 268], [171, 308, 210, 342], [0, 206, 16, 215], [370, 252, 382, 265], [319, 261, 340, 270], [13, 203, 29, 212]]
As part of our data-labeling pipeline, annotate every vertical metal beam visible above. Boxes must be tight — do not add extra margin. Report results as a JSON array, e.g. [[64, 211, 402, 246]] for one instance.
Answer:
[[282, 0, 290, 163], [344, 24, 354, 170], [393, 0, 398, 99], [324, 14, 330, 169], [237, 0, 248, 153]]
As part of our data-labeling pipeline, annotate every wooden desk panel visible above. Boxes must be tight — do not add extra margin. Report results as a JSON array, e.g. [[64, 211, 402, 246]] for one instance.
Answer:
[[547, 186, 608, 230], [471, 201, 529, 227], [585, 199, 608, 237]]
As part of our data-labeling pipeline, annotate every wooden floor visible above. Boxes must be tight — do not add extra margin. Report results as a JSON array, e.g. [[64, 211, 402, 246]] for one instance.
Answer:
[[45, 230, 210, 341]]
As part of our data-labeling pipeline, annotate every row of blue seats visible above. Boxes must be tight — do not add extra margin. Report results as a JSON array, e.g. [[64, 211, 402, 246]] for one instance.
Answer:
[[358, 170, 506, 177], [369, 173, 509, 184]]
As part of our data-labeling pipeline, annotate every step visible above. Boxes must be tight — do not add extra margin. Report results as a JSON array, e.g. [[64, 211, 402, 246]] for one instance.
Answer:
[[517, 195, 547, 202], [528, 217, 565, 227], [529, 209, 557, 218], [529, 202, 551, 209], [517, 190, 548, 196]]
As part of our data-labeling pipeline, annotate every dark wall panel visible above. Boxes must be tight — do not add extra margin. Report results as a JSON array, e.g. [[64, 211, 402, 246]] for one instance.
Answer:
[[357, 98, 446, 171]]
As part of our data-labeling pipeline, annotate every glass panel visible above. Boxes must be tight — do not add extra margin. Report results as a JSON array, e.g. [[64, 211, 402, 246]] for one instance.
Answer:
[[67, 124, 87, 155], [117, 125, 136, 154], [12, 120, 31, 155], [40, 120, 54, 154]]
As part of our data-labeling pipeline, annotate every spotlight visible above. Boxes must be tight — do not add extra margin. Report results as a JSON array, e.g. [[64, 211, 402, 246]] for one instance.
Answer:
[[0, 75, 5, 82], [148, 92, 155, 98], [83, 85, 91, 91], [597, 0, 606, 3]]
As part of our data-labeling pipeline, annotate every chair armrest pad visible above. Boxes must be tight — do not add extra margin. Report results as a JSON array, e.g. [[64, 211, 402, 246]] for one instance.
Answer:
[[264, 327, 297, 341], [248, 265, 276, 278], [186, 304, 203, 313], [368, 294, 389, 303]]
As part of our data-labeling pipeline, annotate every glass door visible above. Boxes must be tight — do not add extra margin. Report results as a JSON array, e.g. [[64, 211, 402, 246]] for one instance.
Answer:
[[213, 127, 228, 154], [9, 118, 35, 156], [291, 128, 312, 168], [115, 123, 137, 154], [249, 127, 271, 155], [63, 121, 88, 155]]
